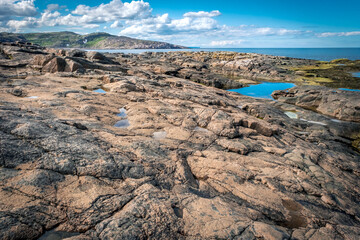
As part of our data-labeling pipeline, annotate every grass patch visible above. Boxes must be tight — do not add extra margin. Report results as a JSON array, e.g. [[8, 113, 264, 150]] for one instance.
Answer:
[[287, 63, 337, 71], [85, 37, 106, 47], [330, 58, 351, 64], [295, 76, 334, 86]]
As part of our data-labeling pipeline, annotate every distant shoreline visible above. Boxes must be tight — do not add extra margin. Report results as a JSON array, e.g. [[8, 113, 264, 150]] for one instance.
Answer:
[[69, 47, 360, 61]]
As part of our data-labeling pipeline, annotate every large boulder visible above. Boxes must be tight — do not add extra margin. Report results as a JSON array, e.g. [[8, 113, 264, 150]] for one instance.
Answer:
[[32, 54, 55, 67], [85, 51, 115, 64], [66, 49, 86, 58], [65, 59, 84, 73], [42, 57, 67, 73]]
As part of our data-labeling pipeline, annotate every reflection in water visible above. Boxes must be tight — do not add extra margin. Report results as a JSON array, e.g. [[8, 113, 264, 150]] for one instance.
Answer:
[[194, 126, 209, 132], [114, 119, 130, 128], [338, 88, 360, 92], [352, 72, 360, 78], [117, 108, 127, 117], [300, 118, 327, 126], [93, 88, 107, 93], [331, 119, 343, 123], [284, 111, 298, 119], [153, 131, 167, 140], [228, 82, 296, 99], [114, 107, 130, 128]]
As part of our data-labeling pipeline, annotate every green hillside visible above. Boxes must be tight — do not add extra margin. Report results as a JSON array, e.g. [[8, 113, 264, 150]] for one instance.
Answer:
[[0, 31, 186, 49]]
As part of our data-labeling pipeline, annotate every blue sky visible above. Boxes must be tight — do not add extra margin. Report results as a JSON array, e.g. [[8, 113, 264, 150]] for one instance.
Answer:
[[1, 0, 360, 47]]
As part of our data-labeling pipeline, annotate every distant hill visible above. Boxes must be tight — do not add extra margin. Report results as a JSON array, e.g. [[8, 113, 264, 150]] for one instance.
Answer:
[[0, 31, 187, 49]]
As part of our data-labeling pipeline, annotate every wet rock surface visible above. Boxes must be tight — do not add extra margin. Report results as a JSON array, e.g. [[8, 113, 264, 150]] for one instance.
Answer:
[[0, 42, 360, 239]]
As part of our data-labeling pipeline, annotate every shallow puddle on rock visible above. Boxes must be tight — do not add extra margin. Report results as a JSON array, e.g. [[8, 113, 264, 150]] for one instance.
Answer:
[[114, 107, 130, 128], [281, 199, 307, 229], [117, 107, 127, 118], [338, 88, 360, 92], [153, 131, 167, 140], [38, 230, 79, 240], [296, 131, 310, 135], [300, 118, 327, 126], [330, 119, 343, 123], [194, 126, 209, 132], [352, 72, 360, 78], [284, 111, 298, 119], [114, 119, 130, 128], [93, 88, 107, 93]]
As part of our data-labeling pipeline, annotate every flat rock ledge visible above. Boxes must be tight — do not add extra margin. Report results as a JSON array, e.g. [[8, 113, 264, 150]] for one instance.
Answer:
[[273, 86, 360, 123], [0, 43, 360, 240]]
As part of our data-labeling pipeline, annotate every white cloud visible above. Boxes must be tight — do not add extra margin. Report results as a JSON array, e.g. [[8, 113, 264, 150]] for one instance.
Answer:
[[120, 11, 220, 36], [72, 0, 151, 21], [110, 20, 123, 28], [6, 0, 152, 31], [46, 4, 60, 12], [183, 10, 221, 18], [210, 40, 244, 47], [0, 0, 37, 30], [7, 17, 37, 29], [0, 0, 37, 17], [318, 31, 360, 37]]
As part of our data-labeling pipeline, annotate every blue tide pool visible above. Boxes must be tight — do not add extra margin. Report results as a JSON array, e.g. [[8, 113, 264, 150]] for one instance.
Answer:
[[228, 82, 296, 99]]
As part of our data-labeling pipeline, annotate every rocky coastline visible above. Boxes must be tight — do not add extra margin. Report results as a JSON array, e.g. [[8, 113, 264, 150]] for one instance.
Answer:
[[1, 42, 360, 239]]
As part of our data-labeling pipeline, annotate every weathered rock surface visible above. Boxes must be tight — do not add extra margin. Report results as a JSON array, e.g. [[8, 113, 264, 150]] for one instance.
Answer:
[[273, 86, 360, 122], [0, 42, 360, 239]]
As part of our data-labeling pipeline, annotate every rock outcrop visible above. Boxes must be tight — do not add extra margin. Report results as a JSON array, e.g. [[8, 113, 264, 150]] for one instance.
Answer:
[[273, 86, 360, 122], [0, 42, 360, 239]]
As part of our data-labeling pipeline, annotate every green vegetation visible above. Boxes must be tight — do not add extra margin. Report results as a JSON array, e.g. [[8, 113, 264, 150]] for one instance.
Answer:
[[23, 32, 81, 48], [286, 60, 360, 89], [330, 58, 351, 64], [287, 63, 337, 71], [0, 31, 186, 49], [84, 36, 107, 48]]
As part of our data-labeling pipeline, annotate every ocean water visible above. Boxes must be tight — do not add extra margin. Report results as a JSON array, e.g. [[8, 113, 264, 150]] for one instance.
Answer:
[[228, 82, 296, 99], [94, 48, 360, 61]]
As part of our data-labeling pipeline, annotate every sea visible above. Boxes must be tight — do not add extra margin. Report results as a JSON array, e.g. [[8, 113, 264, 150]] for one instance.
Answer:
[[94, 48, 360, 61]]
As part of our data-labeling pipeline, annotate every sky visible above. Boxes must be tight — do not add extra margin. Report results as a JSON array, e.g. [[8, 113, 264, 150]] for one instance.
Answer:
[[1, 0, 360, 48]]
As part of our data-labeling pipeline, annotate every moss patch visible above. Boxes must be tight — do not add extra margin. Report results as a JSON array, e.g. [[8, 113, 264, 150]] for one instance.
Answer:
[[352, 139, 360, 152], [286, 60, 360, 89]]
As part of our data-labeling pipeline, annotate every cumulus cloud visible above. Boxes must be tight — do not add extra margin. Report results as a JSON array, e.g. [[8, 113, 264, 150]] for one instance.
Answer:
[[0, 0, 37, 30], [110, 20, 123, 28], [6, 0, 152, 30], [318, 31, 360, 37], [72, 0, 151, 21], [0, 0, 37, 18], [120, 11, 220, 36]]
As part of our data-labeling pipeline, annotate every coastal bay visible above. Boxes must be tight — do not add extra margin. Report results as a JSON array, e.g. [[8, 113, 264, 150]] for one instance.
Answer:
[[1, 42, 360, 239]]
